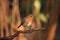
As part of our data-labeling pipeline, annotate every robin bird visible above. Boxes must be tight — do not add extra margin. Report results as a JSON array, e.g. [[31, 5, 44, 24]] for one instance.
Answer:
[[18, 15, 33, 31]]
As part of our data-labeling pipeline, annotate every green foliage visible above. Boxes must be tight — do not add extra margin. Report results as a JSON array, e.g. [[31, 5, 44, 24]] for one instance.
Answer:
[[39, 13, 48, 23]]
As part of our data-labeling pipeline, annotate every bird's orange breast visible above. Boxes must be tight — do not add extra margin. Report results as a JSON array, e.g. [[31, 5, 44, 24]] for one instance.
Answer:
[[28, 17, 33, 23]]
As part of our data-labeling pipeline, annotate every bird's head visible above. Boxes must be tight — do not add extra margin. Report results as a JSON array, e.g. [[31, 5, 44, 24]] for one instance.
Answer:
[[26, 15, 33, 24]]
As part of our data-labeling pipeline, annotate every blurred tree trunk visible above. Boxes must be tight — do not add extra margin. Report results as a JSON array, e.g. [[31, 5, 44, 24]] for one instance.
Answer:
[[10, 0, 21, 40], [0, 0, 9, 37], [46, 0, 60, 40], [44, 0, 51, 18], [0, 9, 4, 37], [32, 0, 42, 40]]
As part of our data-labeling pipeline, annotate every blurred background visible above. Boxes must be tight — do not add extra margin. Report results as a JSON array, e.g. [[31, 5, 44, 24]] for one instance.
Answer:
[[0, 0, 60, 40]]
